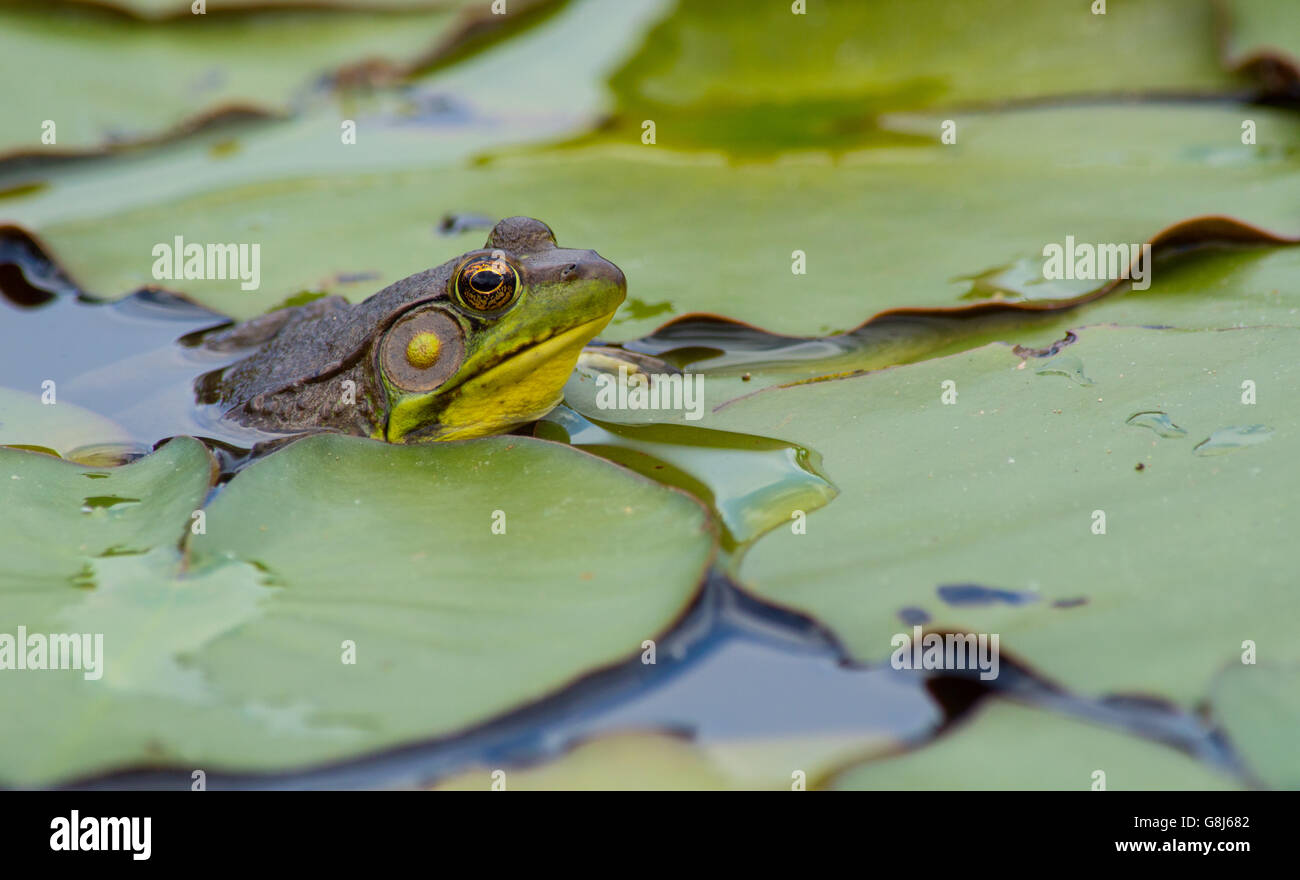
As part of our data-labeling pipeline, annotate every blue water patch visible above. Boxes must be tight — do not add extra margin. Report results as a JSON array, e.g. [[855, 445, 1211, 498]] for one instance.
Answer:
[[897, 606, 930, 625], [936, 584, 1039, 607]]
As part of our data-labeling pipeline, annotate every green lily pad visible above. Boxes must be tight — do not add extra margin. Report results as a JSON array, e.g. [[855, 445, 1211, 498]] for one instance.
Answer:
[[1209, 663, 1300, 789], [11, 105, 1300, 338], [911, 242, 1300, 368], [586, 0, 1243, 155], [0, 0, 507, 159], [2, 0, 670, 242], [0, 433, 715, 784], [584, 231, 1300, 437], [707, 326, 1300, 703], [830, 700, 1240, 790], [0, 437, 214, 585]]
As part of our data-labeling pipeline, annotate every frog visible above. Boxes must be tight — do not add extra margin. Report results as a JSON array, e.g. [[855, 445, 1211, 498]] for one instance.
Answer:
[[194, 217, 626, 443]]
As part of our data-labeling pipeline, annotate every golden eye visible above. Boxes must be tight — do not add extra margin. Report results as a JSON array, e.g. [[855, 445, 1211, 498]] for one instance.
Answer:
[[455, 258, 518, 312]]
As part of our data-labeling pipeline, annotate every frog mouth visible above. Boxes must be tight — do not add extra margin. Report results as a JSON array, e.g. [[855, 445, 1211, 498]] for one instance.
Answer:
[[485, 310, 617, 378], [431, 310, 618, 437]]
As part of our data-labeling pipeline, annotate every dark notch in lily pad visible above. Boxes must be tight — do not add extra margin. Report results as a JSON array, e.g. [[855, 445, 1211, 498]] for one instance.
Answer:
[[936, 584, 1038, 607]]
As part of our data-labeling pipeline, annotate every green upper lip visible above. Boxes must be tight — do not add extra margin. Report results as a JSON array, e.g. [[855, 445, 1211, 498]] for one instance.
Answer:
[[437, 306, 620, 398], [486, 308, 619, 368]]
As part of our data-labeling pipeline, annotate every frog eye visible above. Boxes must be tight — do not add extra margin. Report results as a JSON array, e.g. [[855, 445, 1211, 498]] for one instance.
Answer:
[[454, 257, 518, 312], [380, 306, 466, 393]]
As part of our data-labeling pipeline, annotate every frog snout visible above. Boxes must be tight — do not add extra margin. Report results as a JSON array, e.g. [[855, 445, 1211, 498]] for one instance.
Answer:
[[573, 252, 626, 294]]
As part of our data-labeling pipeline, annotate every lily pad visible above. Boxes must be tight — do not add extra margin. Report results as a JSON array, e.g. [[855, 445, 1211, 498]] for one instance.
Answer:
[[1209, 663, 1300, 789], [708, 326, 1300, 703], [830, 700, 1240, 790], [9, 105, 1300, 338], [2, 0, 670, 237], [0, 437, 214, 585], [0, 433, 715, 784], [914, 242, 1300, 366], [0, 0, 523, 159], [597, 225, 1300, 432], [586, 0, 1244, 155]]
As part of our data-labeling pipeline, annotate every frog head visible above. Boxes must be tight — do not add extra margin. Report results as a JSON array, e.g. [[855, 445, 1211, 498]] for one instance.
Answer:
[[381, 217, 626, 441], [202, 217, 626, 442]]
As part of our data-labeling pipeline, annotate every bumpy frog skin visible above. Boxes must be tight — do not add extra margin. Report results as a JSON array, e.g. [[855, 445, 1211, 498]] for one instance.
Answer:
[[197, 217, 626, 442]]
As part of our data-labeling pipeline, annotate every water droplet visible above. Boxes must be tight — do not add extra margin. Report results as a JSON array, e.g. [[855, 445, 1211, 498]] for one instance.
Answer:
[[1193, 425, 1274, 456], [1035, 355, 1094, 386], [1125, 411, 1186, 438]]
